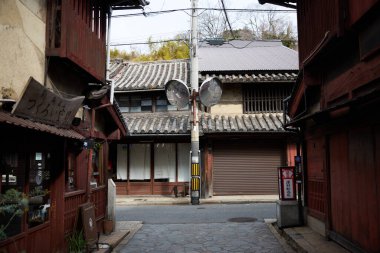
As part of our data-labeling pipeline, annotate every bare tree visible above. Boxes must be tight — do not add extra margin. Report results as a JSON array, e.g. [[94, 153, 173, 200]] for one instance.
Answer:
[[198, 9, 227, 40], [246, 8, 296, 48], [197, 2, 297, 49]]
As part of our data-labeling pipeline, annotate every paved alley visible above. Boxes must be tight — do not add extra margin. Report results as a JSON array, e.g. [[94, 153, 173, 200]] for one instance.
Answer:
[[113, 203, 291, 253]]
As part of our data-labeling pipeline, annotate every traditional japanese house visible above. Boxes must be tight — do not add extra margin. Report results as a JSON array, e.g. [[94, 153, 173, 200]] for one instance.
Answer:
[[0, 1, 145, 252], [260, 0, 380, 252], [109, 59, 191, 196], [110, 40, 299, 197]]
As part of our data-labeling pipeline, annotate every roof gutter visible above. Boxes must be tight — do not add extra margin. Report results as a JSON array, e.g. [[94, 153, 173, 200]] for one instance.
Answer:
[[114, 89, 166, 93], [258, 0, 296, 9], [110, 0, 149, 10]]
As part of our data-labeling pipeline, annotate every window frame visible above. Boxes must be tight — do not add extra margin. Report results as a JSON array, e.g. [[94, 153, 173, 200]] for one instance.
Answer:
[[117, 92, 190, 113], [243, 84, 292, 113]]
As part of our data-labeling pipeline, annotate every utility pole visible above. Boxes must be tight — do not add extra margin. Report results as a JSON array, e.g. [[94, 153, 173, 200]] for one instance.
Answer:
[[165, 0, 221, 205], [190, 0, 200, 205]]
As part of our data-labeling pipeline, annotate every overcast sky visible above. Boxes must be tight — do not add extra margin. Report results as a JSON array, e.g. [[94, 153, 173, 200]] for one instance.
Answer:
[[110, 0, 297, 53]]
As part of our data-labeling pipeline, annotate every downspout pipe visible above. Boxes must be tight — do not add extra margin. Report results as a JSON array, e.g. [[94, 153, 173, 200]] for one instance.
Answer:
[[106, 6, 114, 104], [283, 95, 304, 225]]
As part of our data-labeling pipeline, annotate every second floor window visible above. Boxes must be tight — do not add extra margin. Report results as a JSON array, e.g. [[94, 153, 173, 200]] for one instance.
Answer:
[[118, 95, 152, 113], [243, 84, 292, 113], [117, 93, 189, 113]]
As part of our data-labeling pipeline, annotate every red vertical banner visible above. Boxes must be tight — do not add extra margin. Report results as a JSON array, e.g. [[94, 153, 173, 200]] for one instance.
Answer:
[[278, 166, 296, 200]]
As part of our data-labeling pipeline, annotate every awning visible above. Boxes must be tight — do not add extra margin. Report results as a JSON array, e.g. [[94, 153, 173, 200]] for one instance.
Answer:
[[0, 111, 84, 140]]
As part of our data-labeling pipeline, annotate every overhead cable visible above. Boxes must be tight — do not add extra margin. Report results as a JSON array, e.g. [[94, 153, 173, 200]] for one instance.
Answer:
[[112, 8, 296, 18], [219, 0, 235, 39], [110, 39, 186, 47]]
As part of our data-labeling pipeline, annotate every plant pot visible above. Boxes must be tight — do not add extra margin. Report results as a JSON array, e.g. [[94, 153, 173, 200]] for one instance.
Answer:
[[103, 219, 114, 235], [29, 196, 44, 205]]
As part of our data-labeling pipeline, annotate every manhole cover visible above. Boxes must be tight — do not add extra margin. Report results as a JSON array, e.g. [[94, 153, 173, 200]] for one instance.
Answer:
[[228, 217, 257, 223], [197, 207, 206, 209]]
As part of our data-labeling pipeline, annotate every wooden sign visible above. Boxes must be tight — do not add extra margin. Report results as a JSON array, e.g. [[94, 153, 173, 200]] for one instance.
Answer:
[[12, 77, 84, 128], [79, 203, 98, 247]]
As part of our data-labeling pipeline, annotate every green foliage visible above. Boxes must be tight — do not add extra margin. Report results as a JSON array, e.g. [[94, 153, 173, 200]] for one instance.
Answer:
[[110, 48, 140, 61], [29, 186, 49, 197], [148, 40, 189, 61], [67, 230, 86, 253], [110, 36, 189, 62], [0, 189, 29, 241]]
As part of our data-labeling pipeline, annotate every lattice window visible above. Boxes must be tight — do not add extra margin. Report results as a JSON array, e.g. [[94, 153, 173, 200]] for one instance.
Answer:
[[117, 93, 189, 113], [243, 85, 292, 113]]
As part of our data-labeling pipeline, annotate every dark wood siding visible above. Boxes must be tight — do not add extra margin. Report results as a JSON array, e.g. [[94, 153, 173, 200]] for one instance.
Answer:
[[306, 137, 326, 220], [329, 126, 380, 253], [347, 0, 379, 26], [213, 141, 283, 195], [297, 0, 340, 64], [46, 0, 107, 82]]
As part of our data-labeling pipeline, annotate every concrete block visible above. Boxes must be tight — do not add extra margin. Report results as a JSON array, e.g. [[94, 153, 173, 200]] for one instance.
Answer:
[[276, 200, 300, 228]]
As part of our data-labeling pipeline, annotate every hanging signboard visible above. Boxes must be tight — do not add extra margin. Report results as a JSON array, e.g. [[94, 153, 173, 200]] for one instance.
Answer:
[[12, 77, 84, 128], [278, 166, 296, 200]]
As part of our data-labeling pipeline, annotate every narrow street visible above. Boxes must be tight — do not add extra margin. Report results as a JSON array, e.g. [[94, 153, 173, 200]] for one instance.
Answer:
[[114, 203, 291, 253]]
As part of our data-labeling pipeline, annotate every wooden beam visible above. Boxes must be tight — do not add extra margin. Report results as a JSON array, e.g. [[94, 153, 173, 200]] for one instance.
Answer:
[[324, 56, 380, 107], [107, 129, 121, 140], [289, 82, 306, 118]]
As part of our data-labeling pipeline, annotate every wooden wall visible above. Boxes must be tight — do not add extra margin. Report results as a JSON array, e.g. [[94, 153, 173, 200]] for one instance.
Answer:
[[329, 124, 380, 253], [297, 0, 340, 65], [305, 136, 326, 220], [347, 0, 379, 26], [46, 0, 107, 82]]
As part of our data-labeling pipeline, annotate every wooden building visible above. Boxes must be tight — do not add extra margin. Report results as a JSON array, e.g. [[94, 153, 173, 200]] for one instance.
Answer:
[[0, 1, 145, 252], [110, 40, 299, 197], [260, 0, 380, 252]]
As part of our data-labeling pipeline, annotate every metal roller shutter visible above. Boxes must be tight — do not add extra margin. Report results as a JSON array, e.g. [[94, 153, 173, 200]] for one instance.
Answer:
[[213, 141, 283, 195]]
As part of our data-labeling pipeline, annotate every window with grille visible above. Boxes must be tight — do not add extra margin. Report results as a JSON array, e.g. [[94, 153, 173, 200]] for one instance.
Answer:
[[243, 85, 292, 113], [117, 92, 190, 113]]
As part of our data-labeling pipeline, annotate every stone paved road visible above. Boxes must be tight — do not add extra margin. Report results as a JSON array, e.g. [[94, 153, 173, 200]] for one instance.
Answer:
[[113, 204, 289, 253], [115, 222, 285, 253]]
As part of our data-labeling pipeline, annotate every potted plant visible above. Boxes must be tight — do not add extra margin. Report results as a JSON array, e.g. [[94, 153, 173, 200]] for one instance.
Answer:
[[28, 187, 49, 205], [103, 214, 114, 235]]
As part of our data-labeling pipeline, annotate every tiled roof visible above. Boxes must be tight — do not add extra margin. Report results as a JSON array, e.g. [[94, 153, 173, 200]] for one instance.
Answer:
[[200, 72, 297, 83], [111, 40, 298, 92], [122, 112, 288, 136], [111, 60, 297, 91], [123, 112, 191, 135], [110, 59, 189, 91], [200, 113, 288, 133], [0, 111, 85, 140], [198, 40, 299, 71]]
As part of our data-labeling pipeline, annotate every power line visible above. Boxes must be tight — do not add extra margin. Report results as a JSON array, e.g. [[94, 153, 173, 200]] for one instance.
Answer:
[[219, 0, 235, 39], [112, 8, 296, 18], [110, 38, 298, 47], [110, 38, 186, 47]]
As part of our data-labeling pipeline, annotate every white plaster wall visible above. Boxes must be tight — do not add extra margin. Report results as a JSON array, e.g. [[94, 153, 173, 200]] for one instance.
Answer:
[[0, 0, 46, 100], [210, 84, 243, 114]]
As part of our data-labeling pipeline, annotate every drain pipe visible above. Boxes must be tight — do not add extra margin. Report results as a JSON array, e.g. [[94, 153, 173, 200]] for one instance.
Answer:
[[106, 6, 114, 104], [283, 96, 304, 225]]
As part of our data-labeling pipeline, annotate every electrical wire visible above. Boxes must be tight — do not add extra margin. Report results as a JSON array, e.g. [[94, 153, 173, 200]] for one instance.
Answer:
[[219, 0, 235, 39], [110, 38, 297, 48], [112, 8, 296, 18], [110, 38, 187, 47]]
